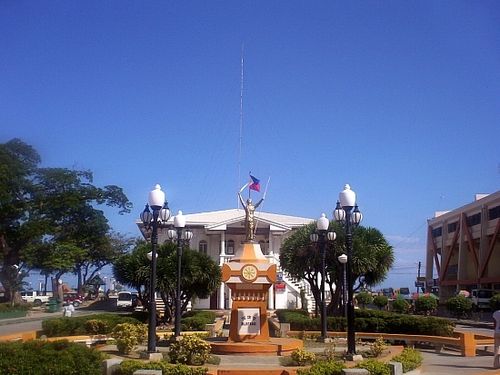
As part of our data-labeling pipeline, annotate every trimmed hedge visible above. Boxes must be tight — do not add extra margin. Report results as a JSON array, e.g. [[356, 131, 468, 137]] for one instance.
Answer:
[[0, 302, 30, 312], [0, 340, 105, 375], [181, 310, 216, 331], [275, 309, 309, 322], [115, 360, 208, 375], [279, 309, 454, 337], [42, 313, 140, 337], [296, 360, 345, 375], [0, 302, 30, 319]]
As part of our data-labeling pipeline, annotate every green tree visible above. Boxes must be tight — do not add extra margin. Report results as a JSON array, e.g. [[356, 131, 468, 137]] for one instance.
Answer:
[[113, 240, 222, 322], [355, 291, 373, 308], [373, 295, 389, 310], [392, 297, 410, 314], [280, 221, 393, 315], [0, 139, 132, 302]]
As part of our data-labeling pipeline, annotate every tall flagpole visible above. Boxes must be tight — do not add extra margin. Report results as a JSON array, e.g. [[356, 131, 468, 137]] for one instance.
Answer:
[[237, 44, 244, 208]]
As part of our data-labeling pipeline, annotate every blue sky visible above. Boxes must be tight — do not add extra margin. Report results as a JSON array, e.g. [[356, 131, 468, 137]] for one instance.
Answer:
[[1, 1, 499, 291]]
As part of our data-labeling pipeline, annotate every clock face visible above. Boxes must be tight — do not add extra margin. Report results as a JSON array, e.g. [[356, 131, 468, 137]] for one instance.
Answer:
[[241, 264, 258, 282]]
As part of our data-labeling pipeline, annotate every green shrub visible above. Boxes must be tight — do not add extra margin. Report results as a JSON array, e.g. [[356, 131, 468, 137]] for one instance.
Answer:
[[42, 313, 140, 336], [296, 360, 345, 375], [373, 295, 389, 310], [392, 298, 410, 314], [356, 359, 390, 375], [275, 309, 309, 322], [168, 334, 212, 365], [181, 316, 211, 331], [111, 323, 147, 354], [291, 348, 316, 366], [284, 308, 454, 337], [392, 347, 423, 372], [490, 293, 500, 311], [414, 295, 438, 315], [284, 313, 315, 330], [0, 340, 105, 374], [116, 360, 208, 375], [84, 319, 109, 335], [355, 291, 374, 308], [0, 302, 30, 312], [181, 310, 217, 331], [370, 336, 387, 357], [446, 295, 473, 318]]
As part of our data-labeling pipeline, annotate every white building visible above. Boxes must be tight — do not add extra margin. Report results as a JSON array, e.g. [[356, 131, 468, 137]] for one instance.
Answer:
[[138, 208, 314, 311]]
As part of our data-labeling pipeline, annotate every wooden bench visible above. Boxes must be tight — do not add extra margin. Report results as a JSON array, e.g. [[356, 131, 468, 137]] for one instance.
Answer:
[[287, 330, 494, 357]]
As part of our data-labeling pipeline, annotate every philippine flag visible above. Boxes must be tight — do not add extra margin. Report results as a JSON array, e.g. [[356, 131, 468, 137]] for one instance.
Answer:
[[249, 175, 261, 192]]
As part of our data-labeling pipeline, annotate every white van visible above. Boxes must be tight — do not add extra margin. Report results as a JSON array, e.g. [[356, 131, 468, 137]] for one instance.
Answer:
[[470, 289, 496, 309], [116, 291, 133, 309]]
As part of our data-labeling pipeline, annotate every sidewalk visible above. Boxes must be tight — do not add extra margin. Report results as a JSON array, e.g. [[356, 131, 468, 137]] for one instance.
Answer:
[[1, 311, 498, 374]]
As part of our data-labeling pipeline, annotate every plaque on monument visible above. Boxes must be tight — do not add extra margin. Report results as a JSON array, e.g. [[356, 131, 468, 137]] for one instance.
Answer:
[[238, 308, 261, 335]]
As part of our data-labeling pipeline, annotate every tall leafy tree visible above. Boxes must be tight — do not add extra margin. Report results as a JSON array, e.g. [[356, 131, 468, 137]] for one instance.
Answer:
[[0, 138, 132, 302], [113, 240, 222, 322], [280, 221, 393, 315]]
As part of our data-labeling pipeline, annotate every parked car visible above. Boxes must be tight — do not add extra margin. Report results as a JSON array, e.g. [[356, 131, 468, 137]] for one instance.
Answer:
[[63, 292, 84, 307], [20, 290, 52, 306]]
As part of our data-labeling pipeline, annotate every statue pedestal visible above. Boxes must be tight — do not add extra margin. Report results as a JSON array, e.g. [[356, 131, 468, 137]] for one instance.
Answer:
[[215, 242, 303, 355], [222, 242, 275, 342]]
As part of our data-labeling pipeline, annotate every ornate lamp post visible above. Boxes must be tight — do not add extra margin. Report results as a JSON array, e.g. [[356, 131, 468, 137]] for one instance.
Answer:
[[140, 184, 170, 353], [310, 213, 336, 342], [167, 211, 193, 338], [334, 184, 362, 356], [337, 253, 348, 318]]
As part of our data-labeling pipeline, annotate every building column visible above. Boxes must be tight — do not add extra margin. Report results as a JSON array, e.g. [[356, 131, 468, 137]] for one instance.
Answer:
[[268, 233, 275, 310], [425, 224, 434, 292], [479, 204, 488, 285], [219, 231, 226, 309]]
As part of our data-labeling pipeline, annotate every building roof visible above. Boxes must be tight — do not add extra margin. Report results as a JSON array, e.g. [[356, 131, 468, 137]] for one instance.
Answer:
[[136, 208, 314, 235], [429, 190, 500, 223]]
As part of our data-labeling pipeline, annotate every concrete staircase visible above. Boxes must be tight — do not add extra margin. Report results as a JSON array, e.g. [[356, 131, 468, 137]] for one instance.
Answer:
[[267, 254, 315, 312]]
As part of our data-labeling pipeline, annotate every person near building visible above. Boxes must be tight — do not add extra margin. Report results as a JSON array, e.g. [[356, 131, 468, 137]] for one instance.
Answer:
[[494, 309, 500, 368]]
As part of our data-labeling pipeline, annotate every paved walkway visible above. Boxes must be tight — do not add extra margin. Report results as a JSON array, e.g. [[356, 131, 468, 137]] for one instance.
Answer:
[[1, 312, 499, 374]]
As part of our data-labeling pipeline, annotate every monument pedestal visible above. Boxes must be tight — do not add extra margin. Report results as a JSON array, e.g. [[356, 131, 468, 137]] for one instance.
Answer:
[[212, 241, 302, 355]]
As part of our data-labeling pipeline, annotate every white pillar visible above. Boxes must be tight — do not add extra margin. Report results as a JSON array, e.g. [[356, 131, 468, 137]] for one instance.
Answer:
[[268, 233, 275, 309], [219, 231, 226, 309]]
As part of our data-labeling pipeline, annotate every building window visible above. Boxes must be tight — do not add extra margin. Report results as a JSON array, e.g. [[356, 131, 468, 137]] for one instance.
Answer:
[[226, 240, 235, 255], [466, 213, 481, 227], [432, 227, 442, 238], [489, 205, 500, 220], [447, 222, 458, 233], [198, 240, 207, 254]]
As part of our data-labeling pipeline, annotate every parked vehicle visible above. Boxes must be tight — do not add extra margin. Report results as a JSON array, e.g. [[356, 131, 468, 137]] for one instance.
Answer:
[[63, 292, 84, 307], [397, 287, 412, 302], [20, 291, 52, 306], [470, 289, 497, 310], [116, 291, 134, 309], [381, 288, 394, 299]]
